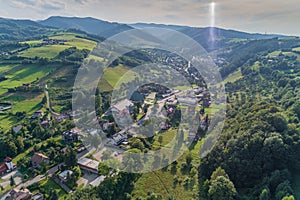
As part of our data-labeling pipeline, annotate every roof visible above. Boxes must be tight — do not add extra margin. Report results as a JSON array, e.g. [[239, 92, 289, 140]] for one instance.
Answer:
[[89, 175, 106, 187], [4, 157, 12, 162], [112, 99, 133, 111], [31, 153, 49, 164], [0, 164, 7, 173], [59, 170, 73, 179], [12, 125, 22, 133], [77, 158, 99, 171]]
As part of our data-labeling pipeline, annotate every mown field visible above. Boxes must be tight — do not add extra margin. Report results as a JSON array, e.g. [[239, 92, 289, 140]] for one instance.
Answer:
[[19, 45, 72, 59], [0, 64, 54, 95]]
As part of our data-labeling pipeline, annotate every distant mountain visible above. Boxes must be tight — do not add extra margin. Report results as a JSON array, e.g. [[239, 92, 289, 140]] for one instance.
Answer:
[[131, 23, 285, 51], [39, 16, 133, 38], [0, 18, 51, 43], [131, 23, 188, 31]]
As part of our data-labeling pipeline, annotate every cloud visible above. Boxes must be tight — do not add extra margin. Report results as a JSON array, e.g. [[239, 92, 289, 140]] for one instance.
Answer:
[[1, 0, 299, 35], [10, 0, 65, 11]]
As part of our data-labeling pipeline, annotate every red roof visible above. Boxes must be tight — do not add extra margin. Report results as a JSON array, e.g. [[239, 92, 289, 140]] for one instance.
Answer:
[[31, 153, 49, 164], [4, 157, 12, 162], [0, 164, 7, 173]]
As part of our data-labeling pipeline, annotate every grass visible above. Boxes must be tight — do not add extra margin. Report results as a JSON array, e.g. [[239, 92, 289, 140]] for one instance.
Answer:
[[292, 47, 300, 51], [0, 115, 18, 131], [223, 68, 243, 84], [49, 33, 97, 51], [13, 136, 61, 163], [30, 178, 67, 199], [0, 64, 17, 73], [132, 139, 203, 199], [153, 129, 177, 149], [205, 103, 226, 115], [19, 45, 72, 59], [102, 65, 137, 88], [20, 40, 43, 46], [0, 65, 54, 95]]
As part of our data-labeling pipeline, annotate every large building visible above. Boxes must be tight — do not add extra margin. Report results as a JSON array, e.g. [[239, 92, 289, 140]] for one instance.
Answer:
[[0, 157, 16, 176], [77, 158, 99, 174]]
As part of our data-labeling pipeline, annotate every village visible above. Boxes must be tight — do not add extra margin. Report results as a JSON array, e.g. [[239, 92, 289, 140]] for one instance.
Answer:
[[0, 50, 218, 199]]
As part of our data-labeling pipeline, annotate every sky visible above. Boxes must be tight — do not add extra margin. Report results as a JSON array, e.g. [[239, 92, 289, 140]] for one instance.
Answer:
[[0, 0, 299, 36]]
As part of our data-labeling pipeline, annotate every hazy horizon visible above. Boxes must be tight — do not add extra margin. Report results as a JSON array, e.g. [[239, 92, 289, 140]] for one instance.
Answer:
[[0, 0, 299, 36]]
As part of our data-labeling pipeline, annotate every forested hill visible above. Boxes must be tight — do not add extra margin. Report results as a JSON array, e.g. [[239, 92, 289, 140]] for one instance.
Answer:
[[39, 16, 133, 38], [199, 40, 300, 199], [0, 18, 52, 43]]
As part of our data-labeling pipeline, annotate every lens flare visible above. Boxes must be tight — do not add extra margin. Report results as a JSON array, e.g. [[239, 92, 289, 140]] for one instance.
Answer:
[[209, 2, 216, 47]]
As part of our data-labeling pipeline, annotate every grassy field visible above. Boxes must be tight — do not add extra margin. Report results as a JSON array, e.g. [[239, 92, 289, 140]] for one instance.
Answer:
[[132, 140, 203, 199], [0, 65, 54, 95], [19, 45, 72, 59], [0, 115, 18, 131], [102, 65, 137, 88], [223, 68, 243, 84], [30, 178, 67, 199], [0, 64, 17, 73], [20, 39, 43, 46], [49, 33, 97, 51], [292, 47, 300, 51]]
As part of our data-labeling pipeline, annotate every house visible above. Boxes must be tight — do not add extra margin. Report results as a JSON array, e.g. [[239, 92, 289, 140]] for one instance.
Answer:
[[112, 133, 127, 146], [0, 157, 16, 176], [40, 120, 51, 129], [32, 110, 44, 119], [159, 122, 170, 131], [31, 193, 44, 200], [62, 128, 79, 143], [89, 175, 106, 187], [112, 99, 133, 114], [31, 153, 49, 168], [77, 158, 99, 174], [12, 125, 23, 134], [58, 170, 73, 182], [7, 188, 32, 200]]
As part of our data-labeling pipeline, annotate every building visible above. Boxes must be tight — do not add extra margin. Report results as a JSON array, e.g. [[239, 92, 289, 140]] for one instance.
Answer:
[[7, 188, 32, 200], [31, 193, 44, 200], [31, 110, 44, 119], [31, 153, 49, 168], [77, 158, 99, 174], [112, 133, 127, 146], [12, 125, 23, 134], [89, 175, 106, 187], [58, 170, 73, 182], [62, 128, 79, 143], [0, 157, 16, 176]]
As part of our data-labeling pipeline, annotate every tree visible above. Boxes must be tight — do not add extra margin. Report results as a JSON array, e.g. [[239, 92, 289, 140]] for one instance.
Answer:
[[259, 188, 270, 200], [49, 190, 59, 200], [275, 181, 294, 200], [65, 148, 77, 168], [10, 176, 15, 187], [208, 176, 237, 200]]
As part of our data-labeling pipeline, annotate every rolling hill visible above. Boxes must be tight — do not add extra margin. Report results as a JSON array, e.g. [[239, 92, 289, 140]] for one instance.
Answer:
[[0, 18, 52, 44], [39, 16, 133, 38]]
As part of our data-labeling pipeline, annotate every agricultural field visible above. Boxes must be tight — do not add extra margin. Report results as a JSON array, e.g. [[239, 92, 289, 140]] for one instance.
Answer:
[[102, 65, 137, 88], [19, 45, 72, 59], [49, 33, 97, 50], [0, 64, 18, 74], [223, 68, 243, 84], [0, 64, 54, 95]]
